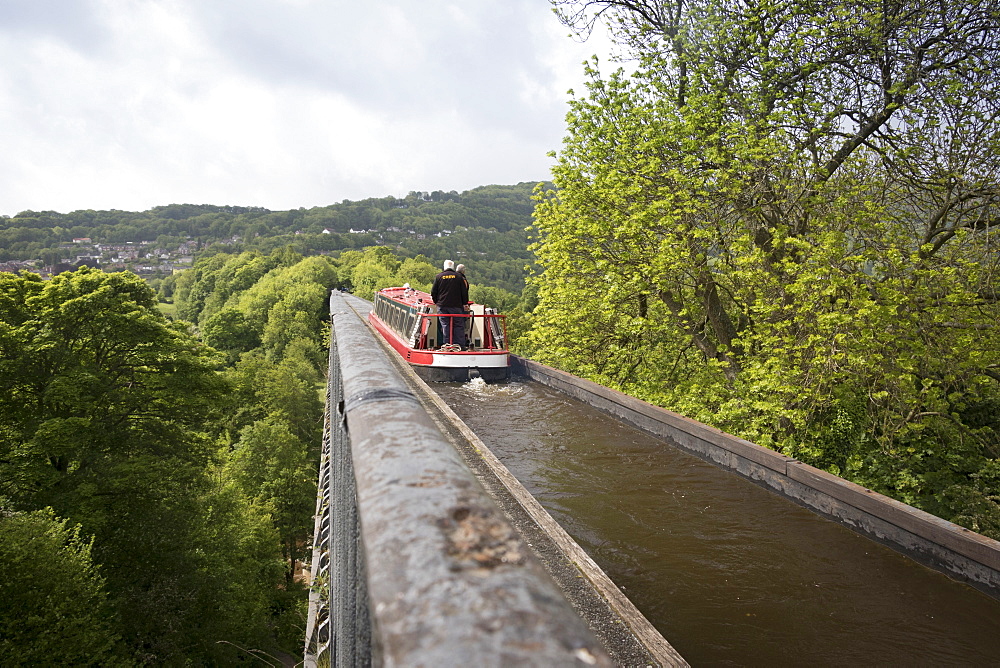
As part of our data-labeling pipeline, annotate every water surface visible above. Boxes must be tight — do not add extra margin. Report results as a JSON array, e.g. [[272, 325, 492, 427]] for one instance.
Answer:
[[436, 379, 1000, 666]]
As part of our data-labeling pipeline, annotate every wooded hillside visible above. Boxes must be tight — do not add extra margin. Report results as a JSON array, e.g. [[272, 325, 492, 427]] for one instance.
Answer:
[[1, 183, 539, 294], [0, 236, 537, 663]]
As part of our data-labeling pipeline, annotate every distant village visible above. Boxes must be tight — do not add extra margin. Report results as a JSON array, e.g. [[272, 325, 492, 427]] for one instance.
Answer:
[[0, 236, 215, 278], [0, 224, 465, 278]]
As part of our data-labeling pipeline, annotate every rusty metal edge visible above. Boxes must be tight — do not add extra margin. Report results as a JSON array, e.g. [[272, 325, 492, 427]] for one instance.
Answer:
[[416, 370, 688, 668], [330, 292, 614, 667], [343, 294, 688, 668]]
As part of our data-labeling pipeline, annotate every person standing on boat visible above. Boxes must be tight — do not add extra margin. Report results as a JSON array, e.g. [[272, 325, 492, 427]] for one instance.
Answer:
[[455, 264, 473, 348], [431, 259, 469, 349]]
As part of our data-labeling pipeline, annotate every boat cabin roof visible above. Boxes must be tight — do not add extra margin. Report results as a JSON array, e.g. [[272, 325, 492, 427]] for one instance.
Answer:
[[378, 286, 434, 308]]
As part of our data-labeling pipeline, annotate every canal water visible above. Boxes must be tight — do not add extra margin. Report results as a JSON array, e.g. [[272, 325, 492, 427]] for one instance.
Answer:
[[435, 378, 1000, 666]]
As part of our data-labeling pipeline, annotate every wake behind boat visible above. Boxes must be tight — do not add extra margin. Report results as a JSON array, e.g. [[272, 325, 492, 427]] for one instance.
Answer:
[[368, 286, 511, 382]]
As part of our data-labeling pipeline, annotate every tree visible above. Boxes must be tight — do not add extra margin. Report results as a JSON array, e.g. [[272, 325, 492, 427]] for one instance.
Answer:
[[198, 251, 280, 324], [201, 307, 262, 361], [0, 509, 123, 666], [0, 269, 227, 509], [234, 255, 337, 331], [343, 246, 402, 296], [531, 0, 1000, 534], [394, 256, 438, 291], [227, 417, 315, 583], [0, 268, 286, 662], [261, 282, 328, 361], [173, 252, 229, 321]]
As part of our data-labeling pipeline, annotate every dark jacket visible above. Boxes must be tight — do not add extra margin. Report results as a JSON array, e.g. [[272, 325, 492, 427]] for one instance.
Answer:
[[431, 269, 468, 308]]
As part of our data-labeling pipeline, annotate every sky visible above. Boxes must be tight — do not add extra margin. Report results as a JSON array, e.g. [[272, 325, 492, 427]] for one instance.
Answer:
[[0, 0, 621, 216]]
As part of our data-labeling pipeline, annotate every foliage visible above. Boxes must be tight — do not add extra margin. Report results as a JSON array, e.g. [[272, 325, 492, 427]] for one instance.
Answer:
[[2, 184, 540, 294], [174, 249, 334, 587], [336, 246, 444, 298], [227, 416, 316, 583], [341, 246, 401, 298], [532, 0, 1000, 535], [0, 268, 225, 514], [0, 508, 124, 666], [0, 268, 291, 663]]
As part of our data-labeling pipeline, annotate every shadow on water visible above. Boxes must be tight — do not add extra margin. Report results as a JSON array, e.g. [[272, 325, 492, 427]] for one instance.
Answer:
[[436, 379, 1000, 666]]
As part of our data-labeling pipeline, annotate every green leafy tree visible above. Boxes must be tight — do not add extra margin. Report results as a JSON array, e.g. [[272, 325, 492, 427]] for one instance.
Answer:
[[201, 306, 262, 361], [341, 246, 402, 296], [234, 255, 337, 331], [262, 343, 325, 446], [532, 0, 1000, 534], [189, 473, 286, 660], [198, 251, 281, 324], [394, 256, 438, 291], [0, 268, 284, 662], [261, 281, 329, 361], [227, 417, 315, 583], [469, 285, 520, 313], [173, 252, 229, 321], [0, 509, 124, 666]]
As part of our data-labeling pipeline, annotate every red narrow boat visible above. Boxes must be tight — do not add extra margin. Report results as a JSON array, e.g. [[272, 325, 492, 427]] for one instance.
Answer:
[[368, 286, 511, 382]]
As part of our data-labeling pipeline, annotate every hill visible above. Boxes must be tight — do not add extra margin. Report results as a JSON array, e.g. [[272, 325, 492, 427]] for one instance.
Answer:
[[0, 182, 543, 294]]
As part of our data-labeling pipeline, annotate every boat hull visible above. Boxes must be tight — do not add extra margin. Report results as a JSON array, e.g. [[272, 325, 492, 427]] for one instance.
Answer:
[[412, 363, 510, 383]]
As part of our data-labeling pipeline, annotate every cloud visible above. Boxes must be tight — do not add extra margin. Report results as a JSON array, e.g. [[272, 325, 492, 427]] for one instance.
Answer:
[[0, 0, 617, 215], [0, 0, 109, 54]]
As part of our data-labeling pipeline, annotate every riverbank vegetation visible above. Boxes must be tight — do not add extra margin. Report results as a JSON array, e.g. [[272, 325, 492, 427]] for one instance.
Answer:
[[0, 257, 333, 664], [0, 236, 533, 662], [526, 0, 1000, 537]]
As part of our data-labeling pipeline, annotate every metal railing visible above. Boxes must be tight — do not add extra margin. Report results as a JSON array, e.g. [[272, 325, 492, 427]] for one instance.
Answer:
[[304, 292, 612, 666], [371, 292, 507, 351], [304, 296, 370, 667]]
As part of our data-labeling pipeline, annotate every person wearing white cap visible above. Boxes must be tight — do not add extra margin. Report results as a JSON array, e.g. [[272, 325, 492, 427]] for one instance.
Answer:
[[431, 259, 469, 349]]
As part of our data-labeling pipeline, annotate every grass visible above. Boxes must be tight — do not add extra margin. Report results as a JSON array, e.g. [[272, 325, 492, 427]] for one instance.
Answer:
[[156, 301, 177, 319]]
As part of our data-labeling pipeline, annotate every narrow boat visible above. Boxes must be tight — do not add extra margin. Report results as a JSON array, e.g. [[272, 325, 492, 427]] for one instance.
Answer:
[[368, 285, 511, 382]]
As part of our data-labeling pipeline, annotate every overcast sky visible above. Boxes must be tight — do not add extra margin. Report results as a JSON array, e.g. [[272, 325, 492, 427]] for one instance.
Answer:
[[0, 0, 619, 216]]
